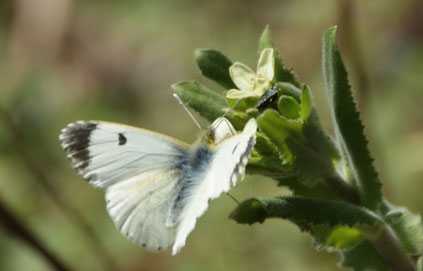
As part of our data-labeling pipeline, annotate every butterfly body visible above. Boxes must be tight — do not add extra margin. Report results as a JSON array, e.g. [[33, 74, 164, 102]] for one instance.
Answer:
[[60, 117, 256, 254]]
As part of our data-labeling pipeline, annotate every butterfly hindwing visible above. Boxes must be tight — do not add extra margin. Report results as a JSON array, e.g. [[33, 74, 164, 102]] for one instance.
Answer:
[[172, 118, 257, 255], [105, 168, 181, 250]]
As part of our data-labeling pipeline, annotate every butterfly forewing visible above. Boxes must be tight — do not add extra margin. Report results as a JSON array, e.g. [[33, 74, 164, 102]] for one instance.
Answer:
[[60, 121, 189, 188], [60, 121, 190, 250]]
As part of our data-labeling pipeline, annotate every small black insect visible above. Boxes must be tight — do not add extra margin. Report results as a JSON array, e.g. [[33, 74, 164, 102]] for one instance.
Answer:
[[256, 86, 278, 111], [118, 133, 127, 145]]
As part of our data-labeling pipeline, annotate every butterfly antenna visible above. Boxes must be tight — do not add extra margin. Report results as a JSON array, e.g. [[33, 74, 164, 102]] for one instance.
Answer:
[[173, 93, 202, 130], [226, 192, 240, 205], [221, 98, 244, 119]]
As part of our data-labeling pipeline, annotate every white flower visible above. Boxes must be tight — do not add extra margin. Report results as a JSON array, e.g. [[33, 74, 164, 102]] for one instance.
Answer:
[[226, 48, 275, 99]]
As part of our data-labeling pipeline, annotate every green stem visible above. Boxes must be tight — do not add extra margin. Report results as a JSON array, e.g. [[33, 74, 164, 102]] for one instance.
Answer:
[[325, 176, 415, 270], [325, 175, 361, 205], [371, 226, 416, 271]]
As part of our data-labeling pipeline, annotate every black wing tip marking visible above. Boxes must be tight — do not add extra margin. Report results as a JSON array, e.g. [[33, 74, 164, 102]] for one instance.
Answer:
[[59, 121, 98, 172]]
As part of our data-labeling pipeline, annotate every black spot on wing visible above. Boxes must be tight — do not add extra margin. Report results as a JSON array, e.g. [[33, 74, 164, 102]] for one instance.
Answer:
[[60, 122, 97, 171], [118, 133, 127, 145]]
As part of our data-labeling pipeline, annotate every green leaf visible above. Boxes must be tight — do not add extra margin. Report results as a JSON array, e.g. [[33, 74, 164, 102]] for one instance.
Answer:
[[246, 108, 259, 118], [258, 25, 275, 52], [230, 196, 384, 232], [195, 49, 236, 89], [246, 132, 293, 178], [388, 206, 423, 254], [278, 95, 300, 120], [277, 176, 341, 201], [254, 131, 278, 155], [258, 109, 335, 183], [229, 198, 268, 224], [247, 154, 292, 178], [300, 85, 313, 122], [257, 109, 302, 163], [227, 96, 258, 111], [340, 240, 389, 271], [257, 109, 302, 137], [276, 82, 302, 102], [258, 25, 301, 87], [172, 81, 229, 122], [224, 109, 251, 131], [285, 135, 335, 184], [312, 225, 363, 250], [299, 84, 340, 165], [322, 26, 382, 210], [324, 226, 363, 249]]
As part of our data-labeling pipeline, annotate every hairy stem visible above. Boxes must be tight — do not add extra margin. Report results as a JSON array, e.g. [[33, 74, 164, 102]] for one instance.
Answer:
[[325, 175, 361, 205], [371, 226, 416, 271], [325, 175, 415, 270]]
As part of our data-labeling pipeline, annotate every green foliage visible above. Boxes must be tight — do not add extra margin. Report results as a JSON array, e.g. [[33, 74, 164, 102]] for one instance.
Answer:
[[312, 225, 363, 250], [300, 85, 313, 122], [387, 205, 423, 254], [278, 95, 300, 119], [340, 241, 389, 271], [172, 81, 229, 122], [259, 25, 301, 87], [230, 197, 383, 232], [277, 176, 342, 201], [195, 49, 237, 90], [276, 82, 302, 102], [175, 24, 422, 271], [322, 26, 382, 210], [257, 109, 301, 164]]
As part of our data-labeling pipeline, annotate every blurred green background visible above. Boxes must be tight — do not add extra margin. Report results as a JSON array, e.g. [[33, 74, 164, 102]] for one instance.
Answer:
[[0, 0, 422, 270]]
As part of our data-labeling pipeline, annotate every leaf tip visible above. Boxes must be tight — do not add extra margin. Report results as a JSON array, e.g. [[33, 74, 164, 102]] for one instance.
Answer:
[[194, 48, 207, 59], [230, 198, 267, 225], [323, 25, 338, 42]]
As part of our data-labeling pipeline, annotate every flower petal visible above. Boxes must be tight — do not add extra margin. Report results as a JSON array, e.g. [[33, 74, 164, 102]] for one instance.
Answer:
[[230, 62, 257, 90], [226, 89, 258, 99], [257, 48, 275, 81]]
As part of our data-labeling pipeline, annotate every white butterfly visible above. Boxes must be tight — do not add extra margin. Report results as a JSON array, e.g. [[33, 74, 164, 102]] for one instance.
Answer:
[[59, 117, 257, 255]]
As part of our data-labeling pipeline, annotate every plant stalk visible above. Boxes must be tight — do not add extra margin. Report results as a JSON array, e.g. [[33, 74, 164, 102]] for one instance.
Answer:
[[326, 176, 415, 270], [325, 175, 361, 205], [371, 226, 416, 271]]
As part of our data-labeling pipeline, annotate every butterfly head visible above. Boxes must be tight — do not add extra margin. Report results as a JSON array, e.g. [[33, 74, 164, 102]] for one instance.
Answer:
[[201, 117, 237, 145]]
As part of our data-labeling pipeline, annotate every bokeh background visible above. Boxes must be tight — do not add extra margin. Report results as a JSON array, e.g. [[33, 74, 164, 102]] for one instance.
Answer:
[[0, 0, 422, 270]]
